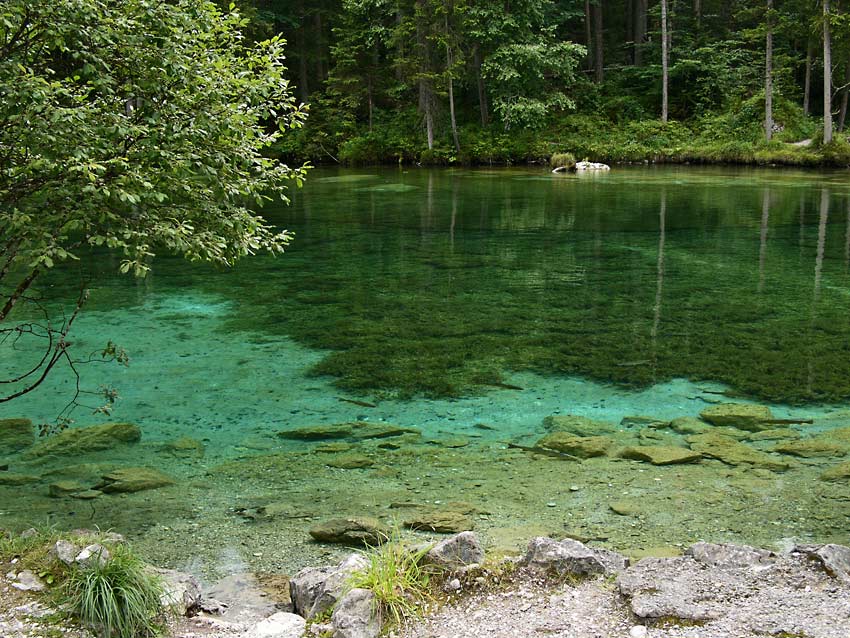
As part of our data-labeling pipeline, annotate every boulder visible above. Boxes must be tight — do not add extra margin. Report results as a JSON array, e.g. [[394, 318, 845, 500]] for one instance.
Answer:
[[699, 403, 773, 432], [0, 418, 35, 454], [11, 570, 46, 592], [161, 436, 205, 459], [686, 433, 789, 471], [425, 532, 484, 568], [50, 539, 79, 565], [522, 537, 628, 577], [667, 417, 711, 435], [574, 161, 611, 171], [542, 415, 617, 437], [331, 588, 380, 638], [151, 567, 202, 616], [309, 517, 387, 546], [248, 611, 306, 638], [820, 461, 850, 481], [620, 445, 702, 466], [94, 467, 175, 493], [536, 432, 613, 458], [290, 554, 369, 620], [685, 542, 776, 569], [404, 508, 475, 534], [794, 544, 850, 583], [772, 439, 847, 458], [24, 422, 141, 458], [0, 472, 40, 485], [48, 480, 89, 497], [75, 544, 110, 569]]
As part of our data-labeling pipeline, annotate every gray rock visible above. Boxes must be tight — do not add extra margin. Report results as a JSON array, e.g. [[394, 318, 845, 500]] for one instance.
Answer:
[[50, 539, 79, 565], [685, 542, 776, 569], [95, 467, 175, 493], [248, 611, 306, 638], [151, 567, 202, 616], [331, 588, 380, 638], [11, 570, 46, 592], [425, 532, 484, 568], [522, 537, 628, 577], [794, 544, 850, 583], [290, 553, 368, 620], [75, 543, 110, 569]]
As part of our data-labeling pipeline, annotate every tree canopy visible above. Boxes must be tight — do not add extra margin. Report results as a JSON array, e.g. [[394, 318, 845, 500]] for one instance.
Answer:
[[1, 0, 307, 409]]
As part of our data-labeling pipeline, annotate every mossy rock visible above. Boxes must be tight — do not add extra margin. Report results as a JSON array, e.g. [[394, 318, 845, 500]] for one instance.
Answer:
[[536, 432, 613, 458], [94, 467, 176, 493], [161, 436, 205, 458], [309, 517, 387, 545], [667, 417, 711, 435], [620, 445, 702, 466], [820, 461, 850, 481], [325, 454, 374, 469], [620, 415, 670, 429], [0, 472, 40, 485], [277, 424, 354, 441], [698, 403, 774, 432], [404, 508, 475, 533], [24, 422, 141, 458], [48, 480, 89, 497], [772, 439, 848, 459], [745, 428, 800, 442], [686, 433, 789, 471], [542, 415, 617, 437], [0, 418, 35, 454]]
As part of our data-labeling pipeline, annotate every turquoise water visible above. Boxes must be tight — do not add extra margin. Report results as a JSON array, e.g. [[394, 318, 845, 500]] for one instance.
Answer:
[[2, 166, 850, 575]]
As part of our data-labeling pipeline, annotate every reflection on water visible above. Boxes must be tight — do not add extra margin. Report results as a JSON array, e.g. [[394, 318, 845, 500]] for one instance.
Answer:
[[2, 166, 850, 575]]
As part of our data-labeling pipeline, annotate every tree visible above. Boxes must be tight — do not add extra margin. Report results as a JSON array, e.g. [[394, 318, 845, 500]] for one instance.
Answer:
[[824, 0, 833, 144], [0, 0, 307, 416], [765, 0, 774, 142], [661, 0, 669, 122]]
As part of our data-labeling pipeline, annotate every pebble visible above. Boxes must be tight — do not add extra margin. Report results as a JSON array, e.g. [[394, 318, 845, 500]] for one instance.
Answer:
[[630, 625, 649, 638]]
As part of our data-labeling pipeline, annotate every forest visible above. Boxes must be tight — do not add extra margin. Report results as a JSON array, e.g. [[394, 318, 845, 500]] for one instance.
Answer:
[[234, 0, 850, 166]]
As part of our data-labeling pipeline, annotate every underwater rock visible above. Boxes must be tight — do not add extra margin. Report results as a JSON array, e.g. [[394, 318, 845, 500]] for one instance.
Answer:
[[24, 422, 141, 458], [620, 445, 702, 466], [744, 428, 801, 442], [620, 415, 669, 429], [536, 432, 613, 458], [0, 472, 40, 485], [331, 588, 380, 638], [315, 442, 355, 453], [425, 531, 485, 568], [686, 433, 789, 471], [309, 517, 387, 546], [350, 422, 421, 440], [636, 429, 680, 446], [667, 417, 711, 435], [326, 454, 374, 469], [819, 461, 850, 481], [522, 537, 628, 576], [248, 611, 306, 638], [161, 436, 205, 459], [699, 403, 774, 431], [278, 424, 354, 441], [94, 467, 176, 493], [0, 417, 35, 454], [609, 501, 642, 517], [290, 553, 369, 619], [404, 507, 475, 534], [542, 415, 617, 437], [48, 480, 89, 497], [772, 439, 848, 458]]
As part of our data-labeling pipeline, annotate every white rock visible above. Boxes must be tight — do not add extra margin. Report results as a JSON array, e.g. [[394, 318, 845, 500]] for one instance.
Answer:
[[75, 543, 110, 569], [12, 570, 45, 592], [629, 625, 649, 638], [248, 611, 306, 638]]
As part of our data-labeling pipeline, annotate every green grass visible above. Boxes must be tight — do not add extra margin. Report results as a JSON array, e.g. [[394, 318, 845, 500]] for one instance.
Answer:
[[346, 532, 435, 627], [64, 543, 164, 638]]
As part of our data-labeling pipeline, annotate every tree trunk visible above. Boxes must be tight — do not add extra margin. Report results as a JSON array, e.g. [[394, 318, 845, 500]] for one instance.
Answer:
[[296, 2, 309, 101], [634, 0, 646, 66], [585, 0, 593, 72], [765, 0, 773, 142], [367, 75, 374, 133], [593, 1, 604, 82], [626, 0, 634, 64], [839, 56, 850, 131], [315, 11, 325, 85], [824, 0, 833, 144], [804, 40, 813, 116], [416, 0, 433, 150], [445, 7, 460, 154], [661, 0, 669, 122], [473, 46, 489, 126], [694, 0, 701, 24]]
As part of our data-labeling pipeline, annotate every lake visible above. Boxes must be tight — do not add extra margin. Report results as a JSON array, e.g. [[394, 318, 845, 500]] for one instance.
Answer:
[[2, 165, 850, 575]]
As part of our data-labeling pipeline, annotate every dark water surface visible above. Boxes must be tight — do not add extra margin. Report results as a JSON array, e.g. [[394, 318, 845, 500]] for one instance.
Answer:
[[2, 166, 850, 575]]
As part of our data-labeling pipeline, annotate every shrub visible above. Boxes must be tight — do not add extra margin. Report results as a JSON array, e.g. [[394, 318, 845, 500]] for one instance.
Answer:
[[64, 544, 164, 638], [550, 152, 576, 169]]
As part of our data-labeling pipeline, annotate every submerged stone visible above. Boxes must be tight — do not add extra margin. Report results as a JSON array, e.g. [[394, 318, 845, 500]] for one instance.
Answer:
[[536, 432, 613, 458], [48, 480, 88, 497], [309, 517, 387, 546], [0, 418, 35, 454], [686, 433, 789, 471], [819, 461, 850, 481], [404, 508, 475, 534], [278, 424, 354, 441], [621, 415, 670, 429], [314, 442, 354, 453], [699, 403, 773, 432], [620, 446, 702, 466], [609, 501, 642, 517], [95, 467, 175, 493], [326, 454, 374, 469], [745, 428, 801, 442], [0, 472, 40, 485], [162, 436, 205, 458], [542, 415, 617, 436], [772, 439, 848, 458], [667, 417, 711, 435], [24, 422, 141, 458]]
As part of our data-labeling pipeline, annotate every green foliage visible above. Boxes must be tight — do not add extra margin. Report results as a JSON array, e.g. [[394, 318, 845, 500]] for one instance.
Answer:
[[346, 533, 434, 627], [550, 152, 576, 169], [64, 544, 164, 638]]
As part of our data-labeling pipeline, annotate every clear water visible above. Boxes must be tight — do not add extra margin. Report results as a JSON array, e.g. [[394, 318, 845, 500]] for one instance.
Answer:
[[3, 166, 850, 575]]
